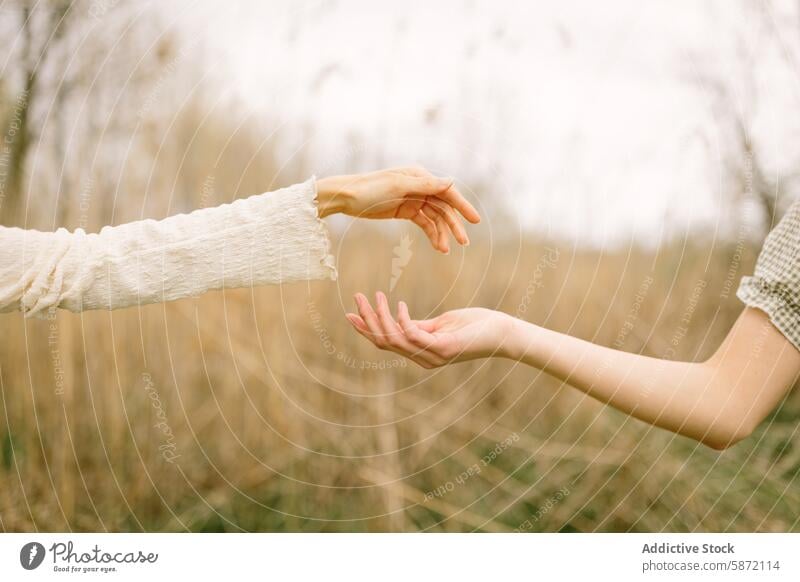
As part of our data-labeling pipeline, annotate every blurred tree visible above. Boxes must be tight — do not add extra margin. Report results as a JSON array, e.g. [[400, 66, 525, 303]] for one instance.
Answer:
[[682, 0, 800, 238], [0, 0, 181, 227], [0, 0, 74, 224]]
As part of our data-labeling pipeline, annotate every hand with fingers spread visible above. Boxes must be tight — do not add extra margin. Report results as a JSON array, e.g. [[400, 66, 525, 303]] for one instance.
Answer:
[[345, 292, 514, 368], [316, 166, 480, 253]]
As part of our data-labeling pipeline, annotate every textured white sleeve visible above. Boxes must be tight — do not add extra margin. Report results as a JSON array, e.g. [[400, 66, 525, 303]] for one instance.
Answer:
[[0, 177, 336, 317]]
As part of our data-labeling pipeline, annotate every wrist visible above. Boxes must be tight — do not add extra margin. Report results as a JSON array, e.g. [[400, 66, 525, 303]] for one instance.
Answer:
[[315, 175, 355, 218], [497, 315, 530, 361]]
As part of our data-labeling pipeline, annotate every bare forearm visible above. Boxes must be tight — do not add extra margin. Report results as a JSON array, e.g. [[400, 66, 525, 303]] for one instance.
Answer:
[[501, 312, 789, 449]]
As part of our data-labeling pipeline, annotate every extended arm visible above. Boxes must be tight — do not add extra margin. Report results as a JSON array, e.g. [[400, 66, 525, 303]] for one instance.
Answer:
[[347, 294, 800, 450], [0, 179, 332, 316], [503, 306, 800, 449], [0, 167, 479, 317]]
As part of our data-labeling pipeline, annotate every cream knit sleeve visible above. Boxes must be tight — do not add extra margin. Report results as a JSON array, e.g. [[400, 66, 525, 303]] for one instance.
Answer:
[[0, 177, 336, 318]]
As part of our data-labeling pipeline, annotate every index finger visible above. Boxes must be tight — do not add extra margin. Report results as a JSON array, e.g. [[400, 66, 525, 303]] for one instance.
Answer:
[[403, 174, 481, 224], [432, 185, 481, 224]]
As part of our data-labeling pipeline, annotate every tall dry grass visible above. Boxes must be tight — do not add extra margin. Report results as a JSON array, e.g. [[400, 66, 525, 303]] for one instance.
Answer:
[[1, 223, 798, 532]]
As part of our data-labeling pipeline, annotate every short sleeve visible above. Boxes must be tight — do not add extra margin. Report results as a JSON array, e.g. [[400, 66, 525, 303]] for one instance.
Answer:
[[737, 199, 800, 351]]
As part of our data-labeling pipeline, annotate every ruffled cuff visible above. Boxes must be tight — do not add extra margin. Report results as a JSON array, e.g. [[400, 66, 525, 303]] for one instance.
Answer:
[[252, 176, 337, 283], [306, 176, 338, 280]]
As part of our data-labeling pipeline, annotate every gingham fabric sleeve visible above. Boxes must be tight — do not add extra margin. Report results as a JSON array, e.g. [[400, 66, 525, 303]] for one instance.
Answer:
[[737, 199, 800, 351]]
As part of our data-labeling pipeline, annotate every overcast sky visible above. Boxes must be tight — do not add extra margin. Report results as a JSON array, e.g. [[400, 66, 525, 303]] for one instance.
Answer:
[[168, 0, 800, 246]]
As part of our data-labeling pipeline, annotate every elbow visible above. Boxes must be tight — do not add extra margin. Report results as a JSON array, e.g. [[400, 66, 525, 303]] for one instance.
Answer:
[[701, 417, 759, 451], [692, 368, 763, 451], [702, 435, 744, 451]]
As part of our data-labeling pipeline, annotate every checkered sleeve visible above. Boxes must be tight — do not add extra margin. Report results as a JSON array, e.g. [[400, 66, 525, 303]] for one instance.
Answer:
[[737, 199, 800, 351]]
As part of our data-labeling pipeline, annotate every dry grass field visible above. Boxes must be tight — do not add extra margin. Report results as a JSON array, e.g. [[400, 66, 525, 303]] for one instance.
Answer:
[[1, 215, 798, 532]]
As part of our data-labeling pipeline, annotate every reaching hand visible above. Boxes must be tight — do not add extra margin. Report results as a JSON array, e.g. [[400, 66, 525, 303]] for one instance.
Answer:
[[345, 292, 514, 368], [316, 167, 480, 254]]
